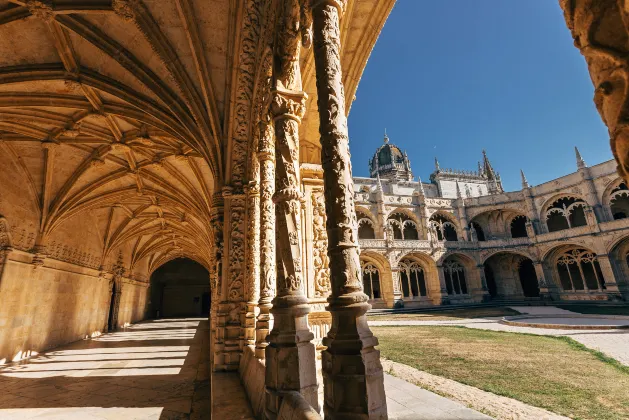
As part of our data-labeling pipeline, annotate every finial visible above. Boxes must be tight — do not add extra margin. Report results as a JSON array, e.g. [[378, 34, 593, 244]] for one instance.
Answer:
[[383, 128, 389, 144], [520, 169, 530, 189], [417, 176, 426, 197], [376, 173, 383, 192], [434, 157, 440, 171], [575, 146, 587, 169], [456, 181, 463, 199]]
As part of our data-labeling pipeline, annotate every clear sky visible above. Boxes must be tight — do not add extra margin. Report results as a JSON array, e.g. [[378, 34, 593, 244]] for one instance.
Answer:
[[347, 1, 611, 191]]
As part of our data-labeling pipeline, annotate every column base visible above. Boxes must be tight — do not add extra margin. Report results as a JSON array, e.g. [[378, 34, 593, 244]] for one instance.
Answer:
[[265, 301, 319, 419], [322, 298, 388, 419]]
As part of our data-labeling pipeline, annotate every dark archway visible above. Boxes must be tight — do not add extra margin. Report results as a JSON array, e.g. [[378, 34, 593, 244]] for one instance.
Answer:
[[484, 264, 497, 298], [510, 215, 528, 238], [148, 258, 210, 318], [518, 259, 539, 297]]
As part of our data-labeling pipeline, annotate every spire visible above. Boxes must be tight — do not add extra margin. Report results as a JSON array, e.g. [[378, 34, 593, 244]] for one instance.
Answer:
[[520, 169, 530, 189], [482, 149, 496, 180], [575, 146, 587, 169], [456, 180, 463, 199], [376, 172, 383, 192], [434, 157, 440, 171], [383, 128, 389, 144]]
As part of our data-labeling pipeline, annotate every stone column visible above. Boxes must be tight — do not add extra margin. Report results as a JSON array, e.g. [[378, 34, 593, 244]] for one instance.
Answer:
[[265, 1, 319, 417], [244, 180, 260, 348], [595, 255, 624, 300], [209, 192, 224, 370], [476, 264, 491, 302], [559, 1, 629, 183], [533, 261, 559, 301], [311, 1, 388, 417], [436, 265, 450, 305], [256, 121, 276, 359], [390, 267, 403, 308]]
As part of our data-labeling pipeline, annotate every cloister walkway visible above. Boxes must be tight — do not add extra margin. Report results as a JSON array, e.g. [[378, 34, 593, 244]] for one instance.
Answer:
[[0, 318, 234, 420]]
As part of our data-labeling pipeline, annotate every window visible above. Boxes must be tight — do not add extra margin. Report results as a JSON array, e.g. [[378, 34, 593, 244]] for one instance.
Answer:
[[387, 212, 418, 240], [546, 197, 588, 232], [430, 214, 457, 241], [361, 262, 381, 300], [610, 183, 629, 220], [510, 215, 528, 238], [443, 259, 467, 295], [399, 259, 427, 298], [556, 248, 605, 291], [357, 213, 376, 239]]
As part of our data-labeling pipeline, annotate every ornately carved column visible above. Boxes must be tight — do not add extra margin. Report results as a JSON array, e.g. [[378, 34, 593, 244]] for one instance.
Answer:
[[311, 0, 388, 417], [256, 121, 276, 359], [244, 179, 261, 348], [265, 0, 319, 417], [559, 0, 629, 182]]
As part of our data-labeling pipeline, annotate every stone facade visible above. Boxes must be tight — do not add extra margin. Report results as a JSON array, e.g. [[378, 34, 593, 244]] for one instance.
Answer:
[[357, 138, 629, 309]]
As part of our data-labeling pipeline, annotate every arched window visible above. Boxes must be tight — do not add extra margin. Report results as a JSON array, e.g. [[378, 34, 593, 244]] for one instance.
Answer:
[[387, 212, 418, 240], [399, 259, 427, 298], [556, 248, 605, 292], [610, 183, 629, 220], [469, 222, 485, 241], [430, 214, 457, 241], [546, 197, 588, 232], [361, 262, 381, 300], [443, 259, 468, 295], [357, 215, 376, 239], [510, 215, 528, 238]]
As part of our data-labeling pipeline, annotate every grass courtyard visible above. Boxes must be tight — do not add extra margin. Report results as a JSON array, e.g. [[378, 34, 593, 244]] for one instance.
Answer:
[[367, 306, 521, 321], [373, 325, 629, 420], [556, 305, 629, 316]]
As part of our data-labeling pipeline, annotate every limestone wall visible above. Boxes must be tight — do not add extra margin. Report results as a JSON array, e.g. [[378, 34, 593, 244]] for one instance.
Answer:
[[0, 253, 148, 364], [117, 280, 150, 327]]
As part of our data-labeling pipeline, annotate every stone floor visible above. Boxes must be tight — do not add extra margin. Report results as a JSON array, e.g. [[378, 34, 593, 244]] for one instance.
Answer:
[[369, 306, 629, 366], [0, 318, 212, 419]]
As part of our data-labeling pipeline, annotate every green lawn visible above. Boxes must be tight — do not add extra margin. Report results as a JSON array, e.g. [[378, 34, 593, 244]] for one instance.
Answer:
[[557, 305, 629, 316], [368, 306, 520, 321], [373, 325, 629, 420]]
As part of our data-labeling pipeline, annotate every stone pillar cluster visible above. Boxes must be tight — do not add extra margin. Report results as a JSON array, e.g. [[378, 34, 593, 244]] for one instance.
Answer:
[[311, 0, 387, 417]]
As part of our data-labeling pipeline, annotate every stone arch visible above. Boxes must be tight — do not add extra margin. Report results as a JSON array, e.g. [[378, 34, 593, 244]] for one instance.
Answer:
[[540, 193, 590, 232], [360, 251, 393, 307], [437, 252, 482, 300], [470, 209, 528, 240], [543, 244, 605, 293], [387, 209, 419, 240], [483, 251, 539, 299], [429, 211, 459, 241], [509, 215, 529, 238], [601, 177, 627, 219], [396, 252, 439, 302], [607, 235, 629, 288], [606, 181, 629, 220], [356, 207, 377, 239]]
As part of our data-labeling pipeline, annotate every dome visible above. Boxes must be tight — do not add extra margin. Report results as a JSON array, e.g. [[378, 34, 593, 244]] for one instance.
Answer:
[[368, 134, 413, 181]]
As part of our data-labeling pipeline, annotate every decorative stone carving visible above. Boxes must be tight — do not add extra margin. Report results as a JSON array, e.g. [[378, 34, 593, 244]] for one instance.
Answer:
[[311, 190, 330, 297], [310, 0, 388, 417]]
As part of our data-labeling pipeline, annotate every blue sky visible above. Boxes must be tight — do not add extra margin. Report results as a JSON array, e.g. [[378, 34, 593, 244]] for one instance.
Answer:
[[347, 1, 611, 191]]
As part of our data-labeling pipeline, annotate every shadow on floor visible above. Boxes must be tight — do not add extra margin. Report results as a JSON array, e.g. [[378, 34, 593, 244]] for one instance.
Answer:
[[0, 318, 211, 420]]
